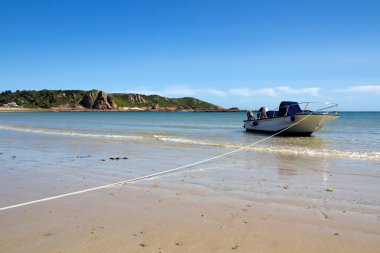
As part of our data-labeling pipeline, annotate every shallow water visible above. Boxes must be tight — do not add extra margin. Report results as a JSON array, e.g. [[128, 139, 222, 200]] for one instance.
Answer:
[[0, 111, 379, 207], [1, 111, 379, 158]]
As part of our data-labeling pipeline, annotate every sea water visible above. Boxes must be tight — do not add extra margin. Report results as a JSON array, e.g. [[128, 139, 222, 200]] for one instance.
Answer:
[[1, 111, 380, 207]]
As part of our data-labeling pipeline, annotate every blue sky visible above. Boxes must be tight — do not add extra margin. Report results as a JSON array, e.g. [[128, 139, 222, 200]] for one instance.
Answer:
[[1, 0, 379, 110]]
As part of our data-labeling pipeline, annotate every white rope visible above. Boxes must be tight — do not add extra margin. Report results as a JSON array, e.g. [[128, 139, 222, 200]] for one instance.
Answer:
[[0, 112, 315, 211]]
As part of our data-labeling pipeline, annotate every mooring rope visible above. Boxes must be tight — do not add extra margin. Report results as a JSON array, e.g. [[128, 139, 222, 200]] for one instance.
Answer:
[[0, 112, 317, 211]]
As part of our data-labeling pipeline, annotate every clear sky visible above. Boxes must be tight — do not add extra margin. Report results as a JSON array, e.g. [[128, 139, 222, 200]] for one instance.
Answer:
[[1, 0, 379, 110]]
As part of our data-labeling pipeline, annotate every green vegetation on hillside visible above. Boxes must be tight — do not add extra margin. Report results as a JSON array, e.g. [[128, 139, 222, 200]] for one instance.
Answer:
[[0, 90, 87, 108], [112, 93, 220, 109], [0, 90, 222, 110]]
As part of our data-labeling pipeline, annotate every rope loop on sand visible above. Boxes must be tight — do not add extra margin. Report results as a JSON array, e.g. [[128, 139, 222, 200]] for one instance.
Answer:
[[0, 111, 317, 212]]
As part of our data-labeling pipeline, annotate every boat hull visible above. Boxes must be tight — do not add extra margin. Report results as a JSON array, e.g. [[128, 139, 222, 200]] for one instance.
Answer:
[[244, 114, 339, 136]]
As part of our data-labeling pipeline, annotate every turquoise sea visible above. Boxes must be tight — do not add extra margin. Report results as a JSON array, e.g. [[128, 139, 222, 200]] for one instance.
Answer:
[[1, 111, 380, 208]]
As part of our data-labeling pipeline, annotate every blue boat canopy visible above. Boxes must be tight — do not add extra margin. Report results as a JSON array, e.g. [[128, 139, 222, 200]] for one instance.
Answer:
[[278, 101, 302, 117]]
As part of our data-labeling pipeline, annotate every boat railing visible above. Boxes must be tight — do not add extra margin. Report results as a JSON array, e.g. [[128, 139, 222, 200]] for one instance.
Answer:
[[298, 102, 339, 115]]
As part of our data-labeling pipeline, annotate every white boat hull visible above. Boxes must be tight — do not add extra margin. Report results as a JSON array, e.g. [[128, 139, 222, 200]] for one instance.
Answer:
[[244, 114, 339, 136]]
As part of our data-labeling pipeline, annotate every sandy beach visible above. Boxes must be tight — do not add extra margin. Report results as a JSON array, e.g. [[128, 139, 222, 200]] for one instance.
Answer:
[[1, 177, 379, 253], [1, 148, 380, 253]]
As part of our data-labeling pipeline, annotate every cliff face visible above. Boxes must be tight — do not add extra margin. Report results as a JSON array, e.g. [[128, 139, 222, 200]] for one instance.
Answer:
[[80, 90, 117, 110]]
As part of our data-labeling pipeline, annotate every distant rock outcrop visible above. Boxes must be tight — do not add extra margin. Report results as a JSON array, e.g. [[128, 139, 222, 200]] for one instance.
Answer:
[[80, 90, 117, 110], [128, 93, 147, 104]]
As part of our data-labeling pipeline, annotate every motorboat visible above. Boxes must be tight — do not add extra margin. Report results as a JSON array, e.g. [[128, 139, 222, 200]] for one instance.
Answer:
[[243, 101, 339, 136]]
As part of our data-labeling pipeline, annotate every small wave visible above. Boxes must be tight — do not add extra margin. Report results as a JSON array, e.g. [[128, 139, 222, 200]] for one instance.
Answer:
[[0, 125, 147, 140], [153, 135, 380, 161], [153, 135, 225, 147], [2, 125, 379, 161]]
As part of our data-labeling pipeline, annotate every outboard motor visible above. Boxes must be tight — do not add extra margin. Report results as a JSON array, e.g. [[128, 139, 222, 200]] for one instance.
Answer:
[[247, 111, 254, 120], [257, 107, 268, 119]]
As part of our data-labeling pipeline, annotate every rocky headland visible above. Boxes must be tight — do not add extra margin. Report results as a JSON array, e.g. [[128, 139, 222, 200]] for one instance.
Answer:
[[0, 89, 243, 112]]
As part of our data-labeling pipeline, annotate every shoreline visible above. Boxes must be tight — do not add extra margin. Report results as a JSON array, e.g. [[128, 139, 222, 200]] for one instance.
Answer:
[[1, 143, 379, 252]]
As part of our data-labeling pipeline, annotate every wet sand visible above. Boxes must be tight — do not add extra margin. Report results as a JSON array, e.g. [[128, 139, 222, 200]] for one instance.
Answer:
[[1, 171, 380, 253]]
